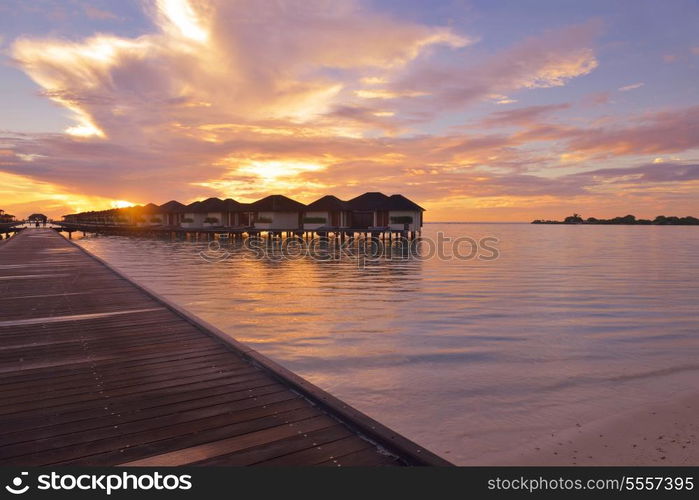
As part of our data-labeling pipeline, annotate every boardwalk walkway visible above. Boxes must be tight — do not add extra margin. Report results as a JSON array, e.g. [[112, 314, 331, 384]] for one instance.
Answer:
[[0, 229, 449, 466]]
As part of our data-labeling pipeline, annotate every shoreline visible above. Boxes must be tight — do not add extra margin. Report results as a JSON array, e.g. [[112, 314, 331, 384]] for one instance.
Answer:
[[494, 391, 699, 466]]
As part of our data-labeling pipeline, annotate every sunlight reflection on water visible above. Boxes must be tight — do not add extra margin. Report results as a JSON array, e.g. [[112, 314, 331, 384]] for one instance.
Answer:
[[74, 223, 699, 464]]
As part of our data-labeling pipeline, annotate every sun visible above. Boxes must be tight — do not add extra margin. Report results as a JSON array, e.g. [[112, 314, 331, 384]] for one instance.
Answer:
[[111, 200, 135, 209]]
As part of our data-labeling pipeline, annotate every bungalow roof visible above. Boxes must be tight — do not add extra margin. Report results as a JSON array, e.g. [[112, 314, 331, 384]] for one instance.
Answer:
[[346, 192, 390, 210], [306, 195, 349, 211], [383, 194, 425, 211], [158, 200, 186, 213], [248, 195, 306, 212]]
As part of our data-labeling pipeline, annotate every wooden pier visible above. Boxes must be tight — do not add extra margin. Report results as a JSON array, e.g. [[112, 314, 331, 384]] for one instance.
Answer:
[[0, 229, 449, 466], [0, 222, 22, 239], [55, 221, 421, 242]]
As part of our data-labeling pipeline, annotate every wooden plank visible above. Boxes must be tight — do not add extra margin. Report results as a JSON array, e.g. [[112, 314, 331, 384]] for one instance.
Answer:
[[0, 352, 237, 396], [254, 436, 374, 466], [0, 390, 300, 460], [63, 405, 321, 466], [0, 361, 254, 407], [0, 344, 226, 384], [121, 415, 338, 466], [0, 366, 262, 415], [8, 398, 314, 466], [0, 308, 166, 327], [318, 447, 402, 467], [190, 424, 354, 466], [0, 382, 286, 446], [0, 374, 275, 435]]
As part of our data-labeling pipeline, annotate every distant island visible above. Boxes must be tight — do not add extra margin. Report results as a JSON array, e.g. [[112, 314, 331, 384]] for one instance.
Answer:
[[532, 214, 699, 225]]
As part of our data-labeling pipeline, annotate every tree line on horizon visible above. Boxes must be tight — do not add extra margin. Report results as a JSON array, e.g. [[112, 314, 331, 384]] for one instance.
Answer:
[[532, 214, 699, 225]]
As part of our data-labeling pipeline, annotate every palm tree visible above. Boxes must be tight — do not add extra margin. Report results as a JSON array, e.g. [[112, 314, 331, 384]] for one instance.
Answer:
[[564, 213, 584, 224]]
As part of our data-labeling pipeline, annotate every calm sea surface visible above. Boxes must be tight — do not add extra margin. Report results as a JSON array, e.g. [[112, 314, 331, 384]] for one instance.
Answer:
[[73, 224, 699, 464]]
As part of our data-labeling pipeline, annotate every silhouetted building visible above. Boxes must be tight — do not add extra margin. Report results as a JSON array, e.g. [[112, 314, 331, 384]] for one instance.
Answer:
[[60, 192, 425, 232], [154, 200, 187, 226], [0, 209, 16, 223], [346, 192, 424, 231], [27, 213, 48, 224]]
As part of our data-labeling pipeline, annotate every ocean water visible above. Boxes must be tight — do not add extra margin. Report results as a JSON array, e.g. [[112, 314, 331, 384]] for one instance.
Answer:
[[73, 223, 699, 464]]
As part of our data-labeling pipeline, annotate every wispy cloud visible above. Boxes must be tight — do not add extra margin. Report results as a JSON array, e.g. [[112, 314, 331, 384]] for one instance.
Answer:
[[385, 21, 601, 113], [560, 105, 699, 156], [481, 103, 571, 127], [82, 4, 121, 21], [618, 82, 644, 92]]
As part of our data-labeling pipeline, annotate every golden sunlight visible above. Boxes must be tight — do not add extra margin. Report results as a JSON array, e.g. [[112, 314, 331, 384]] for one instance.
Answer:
[[110, 200, 136, 209], [66, 121, 106, 138], [193, 157, 329, 200], [0, 172, 138, 218], [240, 159, 325, 182], [156, 0, 209, 42]]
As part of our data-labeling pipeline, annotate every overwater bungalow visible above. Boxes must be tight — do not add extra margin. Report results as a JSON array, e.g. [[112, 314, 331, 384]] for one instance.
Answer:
[[58, 191, 424, 237], [384, 194, 425, 232], [222, 198, 252, 228], [180, 201, 204, 228], [154, 200, 186, 227], [346, 192, 388, 228], [116, 206, 140, 225], [65, 209, 107, 225], [201, 197, 251, 228], [179, 197, 246, 228], [248, 195, 306, 230], [346, 192, 424, 232], [28, 213, 48, 224], [304, 195, 350, 230], [136, 203, 161, 226], [196, 197, 227, 228]]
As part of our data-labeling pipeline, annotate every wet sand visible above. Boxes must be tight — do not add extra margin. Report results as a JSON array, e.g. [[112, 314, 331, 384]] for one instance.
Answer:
[[500, 392, 699, 465]]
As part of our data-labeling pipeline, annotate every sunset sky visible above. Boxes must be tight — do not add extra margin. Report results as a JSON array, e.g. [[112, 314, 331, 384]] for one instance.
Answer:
[[1, 0, 698, 221]]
